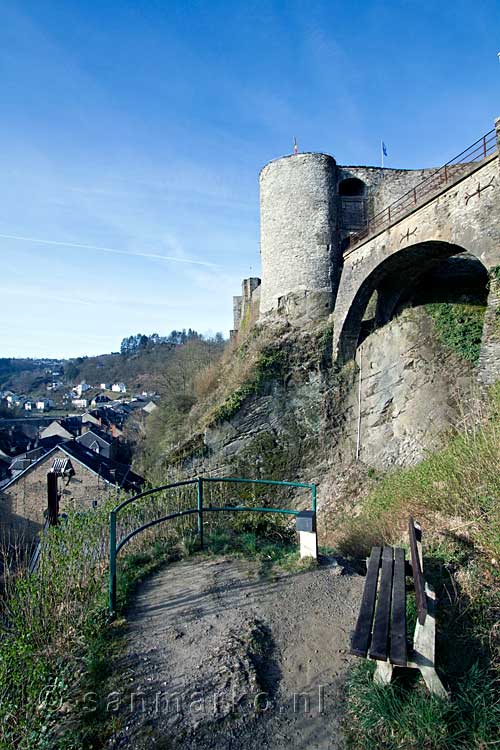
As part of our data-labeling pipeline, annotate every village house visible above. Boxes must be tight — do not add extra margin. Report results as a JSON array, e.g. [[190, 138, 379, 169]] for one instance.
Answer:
[[82, 411, 101, 427], [72, 398, 89, 409], [39, 420, 75, 441], [76, 426, 116, 459], [7, 394, 24, 408], [91, 394, 111, 406], [111, 382, 127, 393], [36, 399, 54, 412], [74, 382, 91, 397], [0, 441, 143, 544]]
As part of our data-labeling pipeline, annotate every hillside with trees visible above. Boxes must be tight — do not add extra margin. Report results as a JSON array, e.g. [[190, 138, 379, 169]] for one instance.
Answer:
[[0, 330, 225, 399]]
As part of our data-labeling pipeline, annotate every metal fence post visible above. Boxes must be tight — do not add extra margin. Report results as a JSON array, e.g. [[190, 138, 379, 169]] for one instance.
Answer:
[[109, 510, 117, 614], [311, 483, 317, 531], [197, 477, 204, 550]]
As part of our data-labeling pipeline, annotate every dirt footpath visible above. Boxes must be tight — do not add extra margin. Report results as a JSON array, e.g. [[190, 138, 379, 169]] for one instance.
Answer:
[[108, 556, 364, 750]]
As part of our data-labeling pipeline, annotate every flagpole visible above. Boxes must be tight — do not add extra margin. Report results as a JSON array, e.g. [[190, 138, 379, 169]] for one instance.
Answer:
[[381, 140, 384, 169]]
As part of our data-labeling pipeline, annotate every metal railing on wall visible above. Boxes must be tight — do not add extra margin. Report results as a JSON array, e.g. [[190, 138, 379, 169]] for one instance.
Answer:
[[347, 128, 498, 250], [108, 476, 317, 613]]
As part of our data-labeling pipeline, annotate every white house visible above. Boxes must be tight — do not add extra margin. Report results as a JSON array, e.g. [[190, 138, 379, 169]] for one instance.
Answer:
[[75, 382, 91, 397], [72, 398, 89, 409], [8, 395, 26, 409], [111, 383, 127, 393], [36, 399, 54, 411], [24, 400, 34, 411], [100, 383, 111, 390]]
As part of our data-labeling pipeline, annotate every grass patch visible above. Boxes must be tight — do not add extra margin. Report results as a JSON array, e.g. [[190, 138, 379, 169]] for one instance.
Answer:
[[210, 348, 286, 424], [338, 385, 500, 563], [426, 299, 486, 363], [204, 527, 309, 576], [346, 661, 500, 750]]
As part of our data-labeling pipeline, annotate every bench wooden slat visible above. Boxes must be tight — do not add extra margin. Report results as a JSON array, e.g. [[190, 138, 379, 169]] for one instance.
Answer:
[[350, 546, 382, 657], [390, 547, 407, 667], [409, 517, 428, 625], [369, 546, 394, 661]]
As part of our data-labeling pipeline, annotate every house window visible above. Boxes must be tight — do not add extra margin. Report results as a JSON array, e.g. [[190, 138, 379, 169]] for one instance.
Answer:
[[92, 499, 98, 509], [89, 440, 100, 454], [51, 457, 75, 478]]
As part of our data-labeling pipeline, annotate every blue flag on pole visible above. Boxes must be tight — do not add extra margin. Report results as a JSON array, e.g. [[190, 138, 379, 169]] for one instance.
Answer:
[[382, 142, 388, 157]]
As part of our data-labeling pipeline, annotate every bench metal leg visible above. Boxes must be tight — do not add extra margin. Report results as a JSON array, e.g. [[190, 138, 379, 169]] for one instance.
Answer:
[[374, 660, 393, 685]]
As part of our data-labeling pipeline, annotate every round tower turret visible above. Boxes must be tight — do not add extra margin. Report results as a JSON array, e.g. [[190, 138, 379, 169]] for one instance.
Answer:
[[259, 152, 338, 321]]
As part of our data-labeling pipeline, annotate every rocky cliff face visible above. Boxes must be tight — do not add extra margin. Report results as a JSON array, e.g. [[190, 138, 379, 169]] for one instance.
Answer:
[[340, 308, 475, 469], [172, 306, 475, 507]]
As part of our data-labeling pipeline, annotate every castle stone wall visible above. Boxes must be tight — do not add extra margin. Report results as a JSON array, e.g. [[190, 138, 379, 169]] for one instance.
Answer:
[[232, 295, 242, 330], [338, 166, 438, 219]]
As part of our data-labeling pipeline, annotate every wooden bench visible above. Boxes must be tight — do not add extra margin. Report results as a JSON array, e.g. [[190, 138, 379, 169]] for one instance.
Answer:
[[350, 518, 447, 697]]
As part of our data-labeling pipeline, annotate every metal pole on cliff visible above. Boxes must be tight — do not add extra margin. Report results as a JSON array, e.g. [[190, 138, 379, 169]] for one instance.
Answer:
[[109, 510, 117, 614], [356, 345, 362, 461]]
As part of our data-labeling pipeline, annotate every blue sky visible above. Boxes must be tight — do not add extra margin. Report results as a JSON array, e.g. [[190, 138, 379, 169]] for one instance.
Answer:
[[1, 0, 499, 358]]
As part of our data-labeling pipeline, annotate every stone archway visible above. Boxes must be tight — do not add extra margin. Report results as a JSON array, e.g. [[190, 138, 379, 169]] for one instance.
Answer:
[[334, 241, 495, 367]]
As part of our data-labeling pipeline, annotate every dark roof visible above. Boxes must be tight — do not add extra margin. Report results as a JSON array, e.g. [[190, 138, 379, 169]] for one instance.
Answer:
[[59, 416, 83, 436], [9, 446, 46, 465], [59, 441, 143, 492], [76, 426, 113, 446], [0, 429, 32, 457], [38, 435, 67, 451], [90, 424, 113, 441], [10, 457, 35, 472], [1, 440, 143, 494]]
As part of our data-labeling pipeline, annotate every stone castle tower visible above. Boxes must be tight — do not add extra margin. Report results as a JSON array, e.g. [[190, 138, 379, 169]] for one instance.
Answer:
[[231, 151, 437, 333]]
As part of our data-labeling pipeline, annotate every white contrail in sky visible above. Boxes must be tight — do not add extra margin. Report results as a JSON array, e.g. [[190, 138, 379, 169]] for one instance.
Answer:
[[0, 232, 218, 267]]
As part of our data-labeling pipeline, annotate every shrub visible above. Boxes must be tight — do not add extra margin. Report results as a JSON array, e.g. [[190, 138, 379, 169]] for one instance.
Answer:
[[426, 299, 486, 363]]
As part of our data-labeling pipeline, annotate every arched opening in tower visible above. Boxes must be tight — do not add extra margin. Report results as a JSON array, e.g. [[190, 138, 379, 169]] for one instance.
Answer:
[[339, 177, 367, 230]]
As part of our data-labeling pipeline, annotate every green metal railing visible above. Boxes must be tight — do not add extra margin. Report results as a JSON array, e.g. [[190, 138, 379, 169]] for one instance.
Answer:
[[108, 476, 316, 613]]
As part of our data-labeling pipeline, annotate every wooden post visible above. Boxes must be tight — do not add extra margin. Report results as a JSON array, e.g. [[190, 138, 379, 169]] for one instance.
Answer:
[[374, 661, 393, 685], [47, 471, 59, 526], [407, 583, 448, 698]]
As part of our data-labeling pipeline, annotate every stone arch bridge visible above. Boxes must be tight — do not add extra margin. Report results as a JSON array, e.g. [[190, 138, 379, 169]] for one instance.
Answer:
[[331, 128, 500, 384]]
